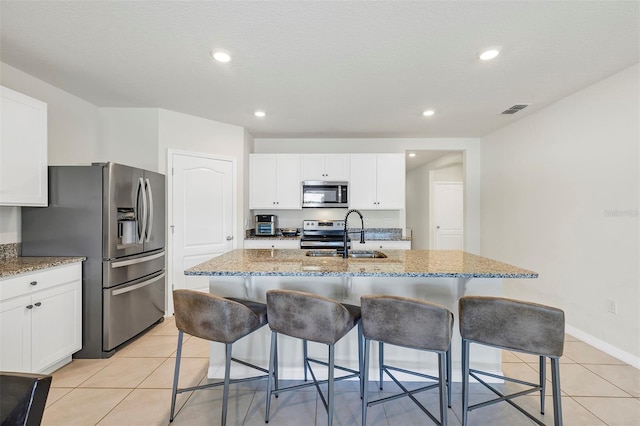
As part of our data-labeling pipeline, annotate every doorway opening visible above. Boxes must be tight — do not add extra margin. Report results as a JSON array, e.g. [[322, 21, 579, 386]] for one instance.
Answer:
[[405, 151, 464, 250]]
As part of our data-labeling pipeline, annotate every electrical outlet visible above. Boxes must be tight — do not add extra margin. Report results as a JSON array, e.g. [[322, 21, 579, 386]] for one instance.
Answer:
[[607, 298, 618, 314]]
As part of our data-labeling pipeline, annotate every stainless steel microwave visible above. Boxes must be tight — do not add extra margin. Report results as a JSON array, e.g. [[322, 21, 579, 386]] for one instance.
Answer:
[[301, 181, 348, 208]]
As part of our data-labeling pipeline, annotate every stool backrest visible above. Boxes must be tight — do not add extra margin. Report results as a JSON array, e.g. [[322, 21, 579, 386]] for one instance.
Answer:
[[361, 295, 453, 351], [459, 296, 565, 357], [173, 289, 262, 344], [266, 289, 354, 344]]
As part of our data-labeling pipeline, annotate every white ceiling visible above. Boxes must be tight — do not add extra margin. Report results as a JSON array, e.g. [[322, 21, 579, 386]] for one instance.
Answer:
[[1, 1, 638, 139]]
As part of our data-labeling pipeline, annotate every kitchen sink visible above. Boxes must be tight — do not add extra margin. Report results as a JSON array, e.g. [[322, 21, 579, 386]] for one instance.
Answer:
[[305, 250, 387, 259], [348, 250, 387, 258]]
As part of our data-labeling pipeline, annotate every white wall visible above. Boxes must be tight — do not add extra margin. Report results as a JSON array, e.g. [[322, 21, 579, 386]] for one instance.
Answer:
[[481, 64, 640, 364], [255, 138, 481, 252], [0, 62, 102, 244], [99, 108, 160, 172]]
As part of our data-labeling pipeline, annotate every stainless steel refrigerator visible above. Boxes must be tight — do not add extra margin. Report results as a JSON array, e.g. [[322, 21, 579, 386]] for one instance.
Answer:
[[22, 162, 166, 358]]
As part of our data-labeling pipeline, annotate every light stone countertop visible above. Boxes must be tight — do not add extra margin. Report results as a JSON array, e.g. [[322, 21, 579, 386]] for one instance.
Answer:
[[0, 256, 86, 278], [185, 249, 537, 278]]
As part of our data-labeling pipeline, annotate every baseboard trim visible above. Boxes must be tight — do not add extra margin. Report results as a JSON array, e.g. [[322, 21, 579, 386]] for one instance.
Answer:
[[565, 324, 640, 369]]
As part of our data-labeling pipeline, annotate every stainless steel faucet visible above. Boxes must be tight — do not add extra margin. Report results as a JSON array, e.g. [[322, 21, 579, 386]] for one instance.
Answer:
[[343, 209, 365, 258]]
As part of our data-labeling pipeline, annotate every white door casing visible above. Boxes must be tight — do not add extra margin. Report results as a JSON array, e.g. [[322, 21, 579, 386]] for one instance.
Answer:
[[168, 150, 236, 314], [434, 182, 464, 249]]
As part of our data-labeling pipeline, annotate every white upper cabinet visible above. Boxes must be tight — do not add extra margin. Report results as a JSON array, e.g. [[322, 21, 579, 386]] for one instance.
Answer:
[[0, 86, 48, 206], [349, 154, 405, 210], [301, 154, 350, 181], [250, 154, 301, 209]]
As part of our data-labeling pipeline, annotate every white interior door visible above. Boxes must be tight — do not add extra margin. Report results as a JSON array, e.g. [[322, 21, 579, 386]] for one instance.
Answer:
[[169, 152, 235, 310], [434, 182, 464, 249]]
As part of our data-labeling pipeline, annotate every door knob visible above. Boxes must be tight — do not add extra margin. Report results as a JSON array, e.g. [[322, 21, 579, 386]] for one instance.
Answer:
[[226, 236, 233, 241], [436, 226, 441, 229]]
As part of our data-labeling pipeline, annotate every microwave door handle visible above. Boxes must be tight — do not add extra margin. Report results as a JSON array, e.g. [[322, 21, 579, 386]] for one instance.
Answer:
[[137, 177, 148, 243], [144, 178, 153, 242]]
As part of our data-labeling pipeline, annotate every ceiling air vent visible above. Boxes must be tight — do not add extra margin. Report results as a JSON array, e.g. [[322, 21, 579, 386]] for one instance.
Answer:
[[501, 104, 529, 115]]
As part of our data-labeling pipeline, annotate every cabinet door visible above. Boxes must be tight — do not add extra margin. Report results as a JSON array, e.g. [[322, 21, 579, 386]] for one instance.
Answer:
[[275, 154, 301, 209], [249, 155, 278, 209], [323, 154, 349, 181], [0, 294, 32, 372], [301, 154, 326, 180], [376, 154, 405, 209], [349, 154, 377, 209], [31, 280, 82, 372], [0, 86, 48, 206]]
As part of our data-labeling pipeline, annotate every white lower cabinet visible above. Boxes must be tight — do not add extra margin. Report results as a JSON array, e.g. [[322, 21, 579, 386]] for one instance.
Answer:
[[244, 239, 300, 249], [352, 240, 411, 250], [0, 263, 82, 373]]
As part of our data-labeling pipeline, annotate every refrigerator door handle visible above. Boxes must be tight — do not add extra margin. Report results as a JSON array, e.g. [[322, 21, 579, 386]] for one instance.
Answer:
[[137, 177, 148, 243], [145, 178, 153, 243], [111, 251, 165, 268], [111, 272, 166, 296]]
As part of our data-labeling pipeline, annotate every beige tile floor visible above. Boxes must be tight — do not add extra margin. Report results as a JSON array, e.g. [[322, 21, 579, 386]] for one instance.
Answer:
[[42, 317, 640, 425]]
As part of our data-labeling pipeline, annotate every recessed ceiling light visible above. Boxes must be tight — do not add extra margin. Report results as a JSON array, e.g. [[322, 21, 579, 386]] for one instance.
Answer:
[[422, 110, 435, 117], [408, 153, 416, 157], [479, 49, 500, 61], [211, 50, 232, 63], [254, 111, 266, 118]]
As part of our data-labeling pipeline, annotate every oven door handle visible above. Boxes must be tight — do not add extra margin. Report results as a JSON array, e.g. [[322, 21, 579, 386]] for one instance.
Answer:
[[112, 272, 165, 296]]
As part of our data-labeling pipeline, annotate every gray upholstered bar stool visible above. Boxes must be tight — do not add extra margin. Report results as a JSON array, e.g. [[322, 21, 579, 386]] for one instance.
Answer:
[[264, 289, 362, 426], [360, 295, 453, 426], [459, 296, 565, 426], [170, 290, 269, 426]]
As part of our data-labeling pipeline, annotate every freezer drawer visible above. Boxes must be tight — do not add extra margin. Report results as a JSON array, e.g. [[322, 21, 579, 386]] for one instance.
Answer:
[[103, 250, 165, 289], [103, 271, 165, 351]]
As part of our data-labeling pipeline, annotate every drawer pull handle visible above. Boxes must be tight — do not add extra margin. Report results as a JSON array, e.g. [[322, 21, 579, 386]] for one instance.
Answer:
[[26, 304, 33, 309], [34, 302, 42, 307], [30, 281, 37, 286]]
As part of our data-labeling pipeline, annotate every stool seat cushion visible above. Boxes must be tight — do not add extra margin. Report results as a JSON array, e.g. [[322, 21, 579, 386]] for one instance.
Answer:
[[459, 296, 565, 357], [173, 290, 267, 344], [361, 295, 453, 352], [266, 289, 361, 345], [226, 297, 268, 326]]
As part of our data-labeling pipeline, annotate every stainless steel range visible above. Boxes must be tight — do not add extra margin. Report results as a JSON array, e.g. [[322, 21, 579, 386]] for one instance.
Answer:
[[300, 220, 350, 250]]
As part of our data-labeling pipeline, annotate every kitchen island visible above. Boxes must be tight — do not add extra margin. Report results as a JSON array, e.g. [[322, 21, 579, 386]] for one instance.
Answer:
[[185, 249, 537, 381]]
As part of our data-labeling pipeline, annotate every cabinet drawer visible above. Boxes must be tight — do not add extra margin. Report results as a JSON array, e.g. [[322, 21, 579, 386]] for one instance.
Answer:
[[0, 263, 82, 301], [244, 239, 300, 249]]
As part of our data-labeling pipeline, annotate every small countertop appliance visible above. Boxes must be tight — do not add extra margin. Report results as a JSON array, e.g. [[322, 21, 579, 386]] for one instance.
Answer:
[[255, 214, 278, 236]]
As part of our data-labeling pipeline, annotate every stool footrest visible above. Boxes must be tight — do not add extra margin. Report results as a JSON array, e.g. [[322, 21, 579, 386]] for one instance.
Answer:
[[367, 364, 444, 426], [469, 370, 546, 426], [176, 373, 268, 394]]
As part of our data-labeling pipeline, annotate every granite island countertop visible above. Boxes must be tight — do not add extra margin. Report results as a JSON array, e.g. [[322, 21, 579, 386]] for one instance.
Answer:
[[185, 249, 537, 278], [0, 256, 86, 278]]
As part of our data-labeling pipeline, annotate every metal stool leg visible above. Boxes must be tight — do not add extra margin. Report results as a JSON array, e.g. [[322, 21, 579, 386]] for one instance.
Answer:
[[169, 331, 184, 422], [540, 355, 546, 414], [462, 339, 470, 426], [551, 357, 563, 426], [221, 343, 232, 426], [303, 339, 309, 381], [447, 346, 452, 408], [328, 343, 335, 426], [378, 341, 384, 390], [362, 338, 371, 426], [265, 331, 278, 423], [358, 322, 364, 398], [438, 351, 448, 426]]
